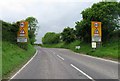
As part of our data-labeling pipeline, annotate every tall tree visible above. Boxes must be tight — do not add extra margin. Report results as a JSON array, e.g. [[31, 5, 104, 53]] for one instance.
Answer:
[[25, 17, 38, 44], [25, 17, 38, 31], [61, 27, 76, 43], [75, 20, 91, 42]]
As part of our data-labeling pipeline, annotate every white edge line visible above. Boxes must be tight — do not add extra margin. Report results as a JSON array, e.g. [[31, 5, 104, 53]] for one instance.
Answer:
[[75, 53, 119, 64], [10, 50, 38, 80], [57, 55, 64, 60], [70, 64, 94, 81]]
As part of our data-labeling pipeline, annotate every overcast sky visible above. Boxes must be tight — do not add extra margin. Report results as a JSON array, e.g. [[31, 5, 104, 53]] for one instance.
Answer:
[[1, 0, 119, 43]]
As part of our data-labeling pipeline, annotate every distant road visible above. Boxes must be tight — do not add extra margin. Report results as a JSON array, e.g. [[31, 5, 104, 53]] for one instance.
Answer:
[[10, 46, 119, 80]]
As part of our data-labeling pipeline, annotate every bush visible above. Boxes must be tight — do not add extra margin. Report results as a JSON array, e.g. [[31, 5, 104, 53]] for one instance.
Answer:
[[2, 21, 19, 43], [61, 27, 76, 43], [42, 32, 60, 44]]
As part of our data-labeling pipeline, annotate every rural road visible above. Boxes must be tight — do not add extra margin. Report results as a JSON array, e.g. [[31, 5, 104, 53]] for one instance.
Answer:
[[10, 46, 119, 81]]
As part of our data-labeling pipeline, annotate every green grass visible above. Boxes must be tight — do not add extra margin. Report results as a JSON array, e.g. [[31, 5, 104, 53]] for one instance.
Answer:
[[86, 42, 118, 59], [2, 41, 36, 78], [42, 40, 119, 60]]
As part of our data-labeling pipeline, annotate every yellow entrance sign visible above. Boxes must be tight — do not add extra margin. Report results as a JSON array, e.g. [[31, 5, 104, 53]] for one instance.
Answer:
[[91, 21, 102, 42], [17, 21, 28, 42], [17, 21, 28, 37]]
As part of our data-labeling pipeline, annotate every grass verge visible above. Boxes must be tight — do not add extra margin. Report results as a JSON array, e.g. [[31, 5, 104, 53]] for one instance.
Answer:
[[42, 40, 119, 60], [2, 41, 36, 78]]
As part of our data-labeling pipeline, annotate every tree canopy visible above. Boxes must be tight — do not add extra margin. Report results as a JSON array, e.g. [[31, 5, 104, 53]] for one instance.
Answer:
[[25, 17, 38, 31], [25, 17, 38, 44], [42, 32, 60, 44], [61, 27, 76, 43], [75, 2, 120, 42], [2, 20, 19, 43]]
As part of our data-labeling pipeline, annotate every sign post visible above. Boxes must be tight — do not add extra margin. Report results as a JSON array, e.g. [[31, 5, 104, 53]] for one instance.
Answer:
[[91, 21, 102, 48], [17, 21, 28, 43]]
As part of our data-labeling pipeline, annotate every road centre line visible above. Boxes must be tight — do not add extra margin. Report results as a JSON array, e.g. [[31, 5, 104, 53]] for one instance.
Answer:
[[57, 55, 64, 60], [70, 64, 95, 81], [10, 50, 38, 80]]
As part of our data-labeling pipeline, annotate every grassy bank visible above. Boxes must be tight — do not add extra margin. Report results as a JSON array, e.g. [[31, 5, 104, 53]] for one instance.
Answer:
[[2, 41, 36, 78], [42, 40, 119, 60], [0, 41, 2, 80]]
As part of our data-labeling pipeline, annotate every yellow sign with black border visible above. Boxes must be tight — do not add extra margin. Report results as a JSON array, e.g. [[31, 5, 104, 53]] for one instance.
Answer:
[[17, 21, 28, 42], [91, 21, 102, 42]]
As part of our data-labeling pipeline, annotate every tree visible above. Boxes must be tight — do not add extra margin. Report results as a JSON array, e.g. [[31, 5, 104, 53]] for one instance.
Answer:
[[2, 20, 19, 43], [42, 32, 60, 44], [76, 2, 120, 42], [75, 20, 91, 42], [61, 27, 76, 43], [25, 17, 38, 31], [25, 17, 38, 44]]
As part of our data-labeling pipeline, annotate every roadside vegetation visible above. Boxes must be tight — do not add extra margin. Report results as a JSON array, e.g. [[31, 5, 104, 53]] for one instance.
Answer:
[[2, 41, 35, 78], [42, 37, 119, 60], [42, 1, 120, 60], [1, 16, 38, 78]]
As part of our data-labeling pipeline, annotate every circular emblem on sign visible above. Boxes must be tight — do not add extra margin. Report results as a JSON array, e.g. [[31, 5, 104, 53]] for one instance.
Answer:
[[20, 22, 24, 27], [94, 23, 98, 27]]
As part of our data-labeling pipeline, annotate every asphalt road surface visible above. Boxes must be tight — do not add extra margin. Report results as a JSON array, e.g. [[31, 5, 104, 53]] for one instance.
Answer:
[[11, 46, 119, 80]]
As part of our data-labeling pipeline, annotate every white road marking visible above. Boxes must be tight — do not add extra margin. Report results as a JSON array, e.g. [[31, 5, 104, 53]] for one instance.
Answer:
[[57, 55, 64, 60], [75, 53, 119, 64], [70, 64, 95, 81], [10, 50, 38, 80]]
